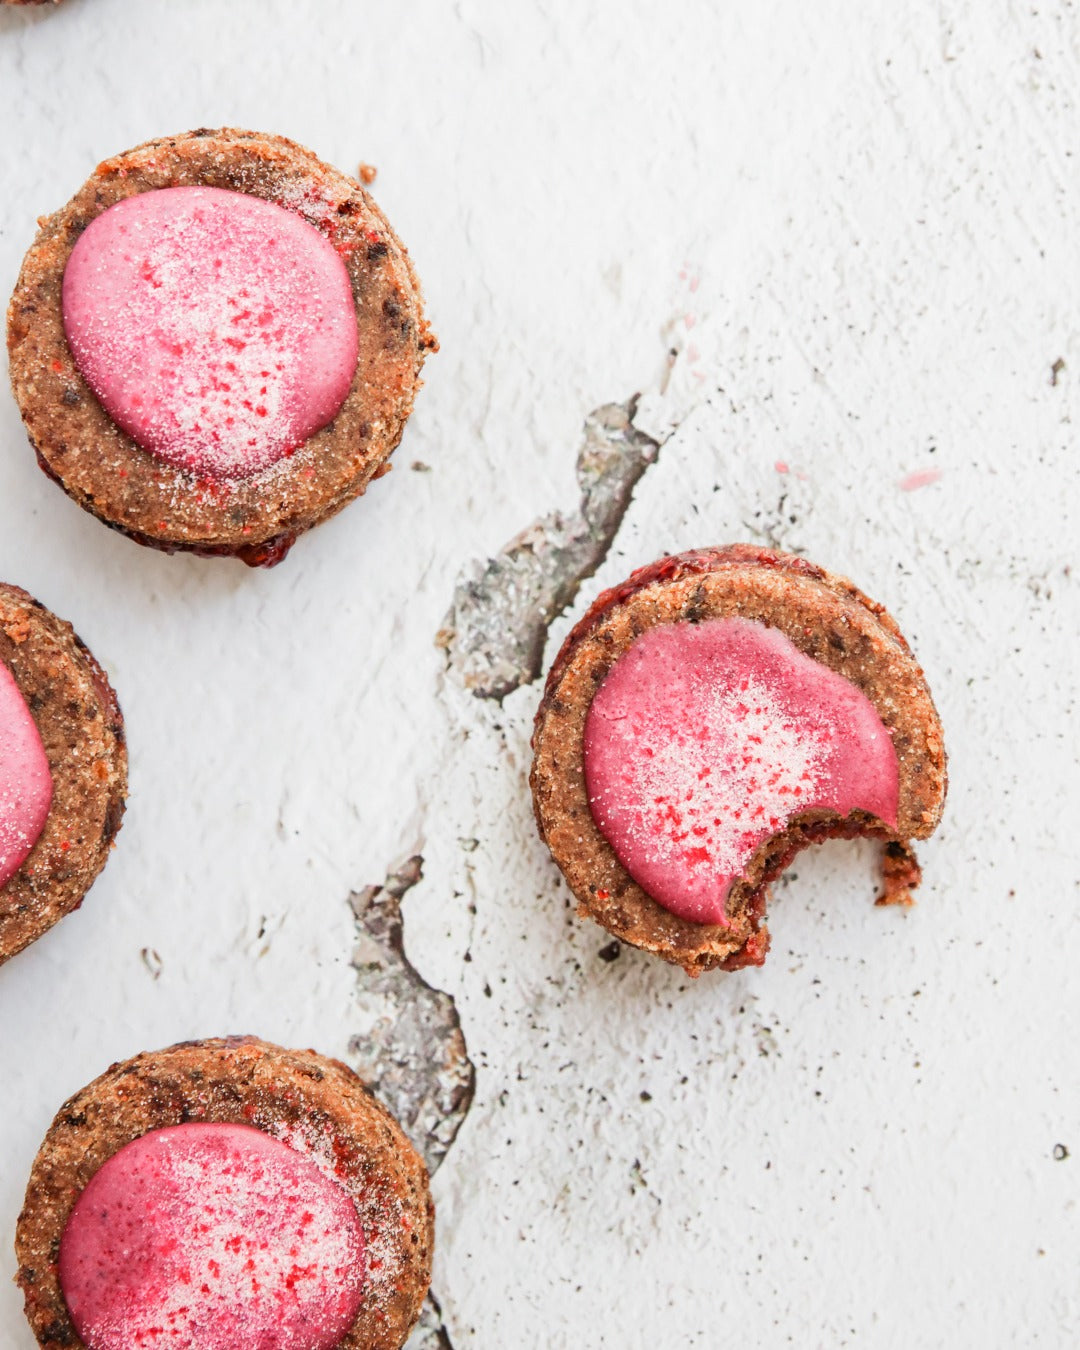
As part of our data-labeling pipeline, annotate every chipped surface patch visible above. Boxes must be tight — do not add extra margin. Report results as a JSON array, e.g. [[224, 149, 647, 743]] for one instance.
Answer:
[[439, 399, 668, 700], [348, 856, 475, 1178], [403, 1290, 455, 1350], [349, 859, 471, 1349]]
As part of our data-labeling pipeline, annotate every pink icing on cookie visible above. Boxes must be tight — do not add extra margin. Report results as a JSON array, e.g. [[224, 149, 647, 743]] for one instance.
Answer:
[[0, 662, 52, 888], [583, 617, 899, 925], [62, 187, 359, 478], [58, 1122, 366, 1350]]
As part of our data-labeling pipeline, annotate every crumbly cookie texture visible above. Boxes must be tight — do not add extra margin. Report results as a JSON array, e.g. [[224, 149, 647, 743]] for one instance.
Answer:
[[531, 545, 947, 975], [0, 584, 126, 964], [8, 128, 436, 566], [17, 1037, 434, 1350]]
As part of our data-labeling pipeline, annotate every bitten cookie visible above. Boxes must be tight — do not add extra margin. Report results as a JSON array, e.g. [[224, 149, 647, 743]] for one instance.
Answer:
[[0, 583, 126, 964], [17, 1037, 434, 1350], [531, 545, 947, 975], [8, 128, 435, 567]]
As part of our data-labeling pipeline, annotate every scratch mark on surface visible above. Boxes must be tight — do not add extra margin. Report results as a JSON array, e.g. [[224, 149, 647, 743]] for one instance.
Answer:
[[438, 396, 670, 700], [139, 947, 163, 980]]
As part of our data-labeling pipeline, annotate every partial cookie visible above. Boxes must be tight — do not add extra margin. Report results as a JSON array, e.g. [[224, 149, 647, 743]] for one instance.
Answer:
[[0, 583, 126, 964], [531, 545, 947, 975], [8, 127, 436, 567], [17, 1037, 434, 1350]]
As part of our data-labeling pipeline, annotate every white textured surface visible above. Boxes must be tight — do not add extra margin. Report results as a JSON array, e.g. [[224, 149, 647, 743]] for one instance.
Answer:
[[1, 2, 1078, 1346]]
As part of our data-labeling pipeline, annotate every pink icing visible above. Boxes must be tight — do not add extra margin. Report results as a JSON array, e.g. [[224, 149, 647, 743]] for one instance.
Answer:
[[59, 1122, 366, 1350], [62, 187, 359, 478], [0, 661, 52, 888], [583, 617, 900, 925]]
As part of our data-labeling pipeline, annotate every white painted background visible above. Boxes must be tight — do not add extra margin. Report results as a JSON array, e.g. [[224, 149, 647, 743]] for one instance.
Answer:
[[1, 2, 1077, 1345]]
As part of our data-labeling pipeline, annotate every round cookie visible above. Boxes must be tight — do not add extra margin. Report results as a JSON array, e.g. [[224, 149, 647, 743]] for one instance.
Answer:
[[7, 128, 436, 567], [17, 1037, 434, 1350], [0, 583, 126, 964], [531, 545, 947, 975]]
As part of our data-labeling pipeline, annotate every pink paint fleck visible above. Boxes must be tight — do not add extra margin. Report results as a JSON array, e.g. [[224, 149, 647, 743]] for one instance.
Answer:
[[899, 468, 943, 492], [775, 461, 790, 474]]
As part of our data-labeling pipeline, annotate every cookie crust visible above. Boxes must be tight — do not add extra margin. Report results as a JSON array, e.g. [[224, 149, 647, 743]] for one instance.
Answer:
[[16, 1037, 434, 1350], [531, 545, 947, 975], [0, 584, 126, 964], [7, 128, 435, 567]]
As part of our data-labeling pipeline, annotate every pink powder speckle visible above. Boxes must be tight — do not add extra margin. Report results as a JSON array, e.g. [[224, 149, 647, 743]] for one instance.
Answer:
[[0, 662, 52, 888], [775, 460, 789, 474], [899, 468, 942, 492], [62, 187, 359, 479], [59, 1123, 366, 1350], [583, 618, 899, 925]]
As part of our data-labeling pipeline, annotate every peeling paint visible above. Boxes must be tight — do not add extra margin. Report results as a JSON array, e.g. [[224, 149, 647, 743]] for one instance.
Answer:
[[438, 397, 670, 700], [349, 858, 472, 1347], [348, 856, 475, 1177], [403, 1291, 455, 1350]]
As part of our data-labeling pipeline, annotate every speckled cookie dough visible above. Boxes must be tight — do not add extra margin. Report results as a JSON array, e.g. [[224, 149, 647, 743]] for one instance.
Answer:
[[7, 128, 436, 566], [17, 1037, 434, 1350], [0, 584, 126, 965], [531, 545, 947, 974]]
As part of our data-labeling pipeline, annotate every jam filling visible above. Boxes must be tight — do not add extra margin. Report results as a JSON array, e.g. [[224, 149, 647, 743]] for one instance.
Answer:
[[583, 617, 899, 925], [58, 1122, 366, 1350], [62, 186, 359, 478], [0, 662, 52, 888]]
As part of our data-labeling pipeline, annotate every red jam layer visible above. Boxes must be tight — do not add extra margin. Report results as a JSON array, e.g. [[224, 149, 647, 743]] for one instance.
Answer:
[[583, 617, 899, 925], [58, 1122, 366, 1350], [62, 186, 359, 478], [0, 662, 52, 888]]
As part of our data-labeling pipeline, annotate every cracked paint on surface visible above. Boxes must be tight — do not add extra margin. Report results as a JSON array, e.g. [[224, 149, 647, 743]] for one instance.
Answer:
[[349, 856, 475, 1177], [350, 857, 474, 1349], [403, 1291, 455, 1350], [439, 399, 667, 700]]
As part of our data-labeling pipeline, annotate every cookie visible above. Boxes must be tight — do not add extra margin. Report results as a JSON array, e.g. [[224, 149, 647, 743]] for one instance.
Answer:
[[8, 128, 435, 566], [17, 1037, 434, 1350], [531, 545, 947, 974], [0, 583, 126, 964]]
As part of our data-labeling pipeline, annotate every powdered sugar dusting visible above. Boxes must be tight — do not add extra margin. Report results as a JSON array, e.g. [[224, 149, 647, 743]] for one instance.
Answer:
[[58, 1123, 366, 1350], [0, 661, 52, 888], [270, 1115, 407, 1326], [584, 617, 900, 924], [62, 187, 358, 479], [632, 675, 828, 876]]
